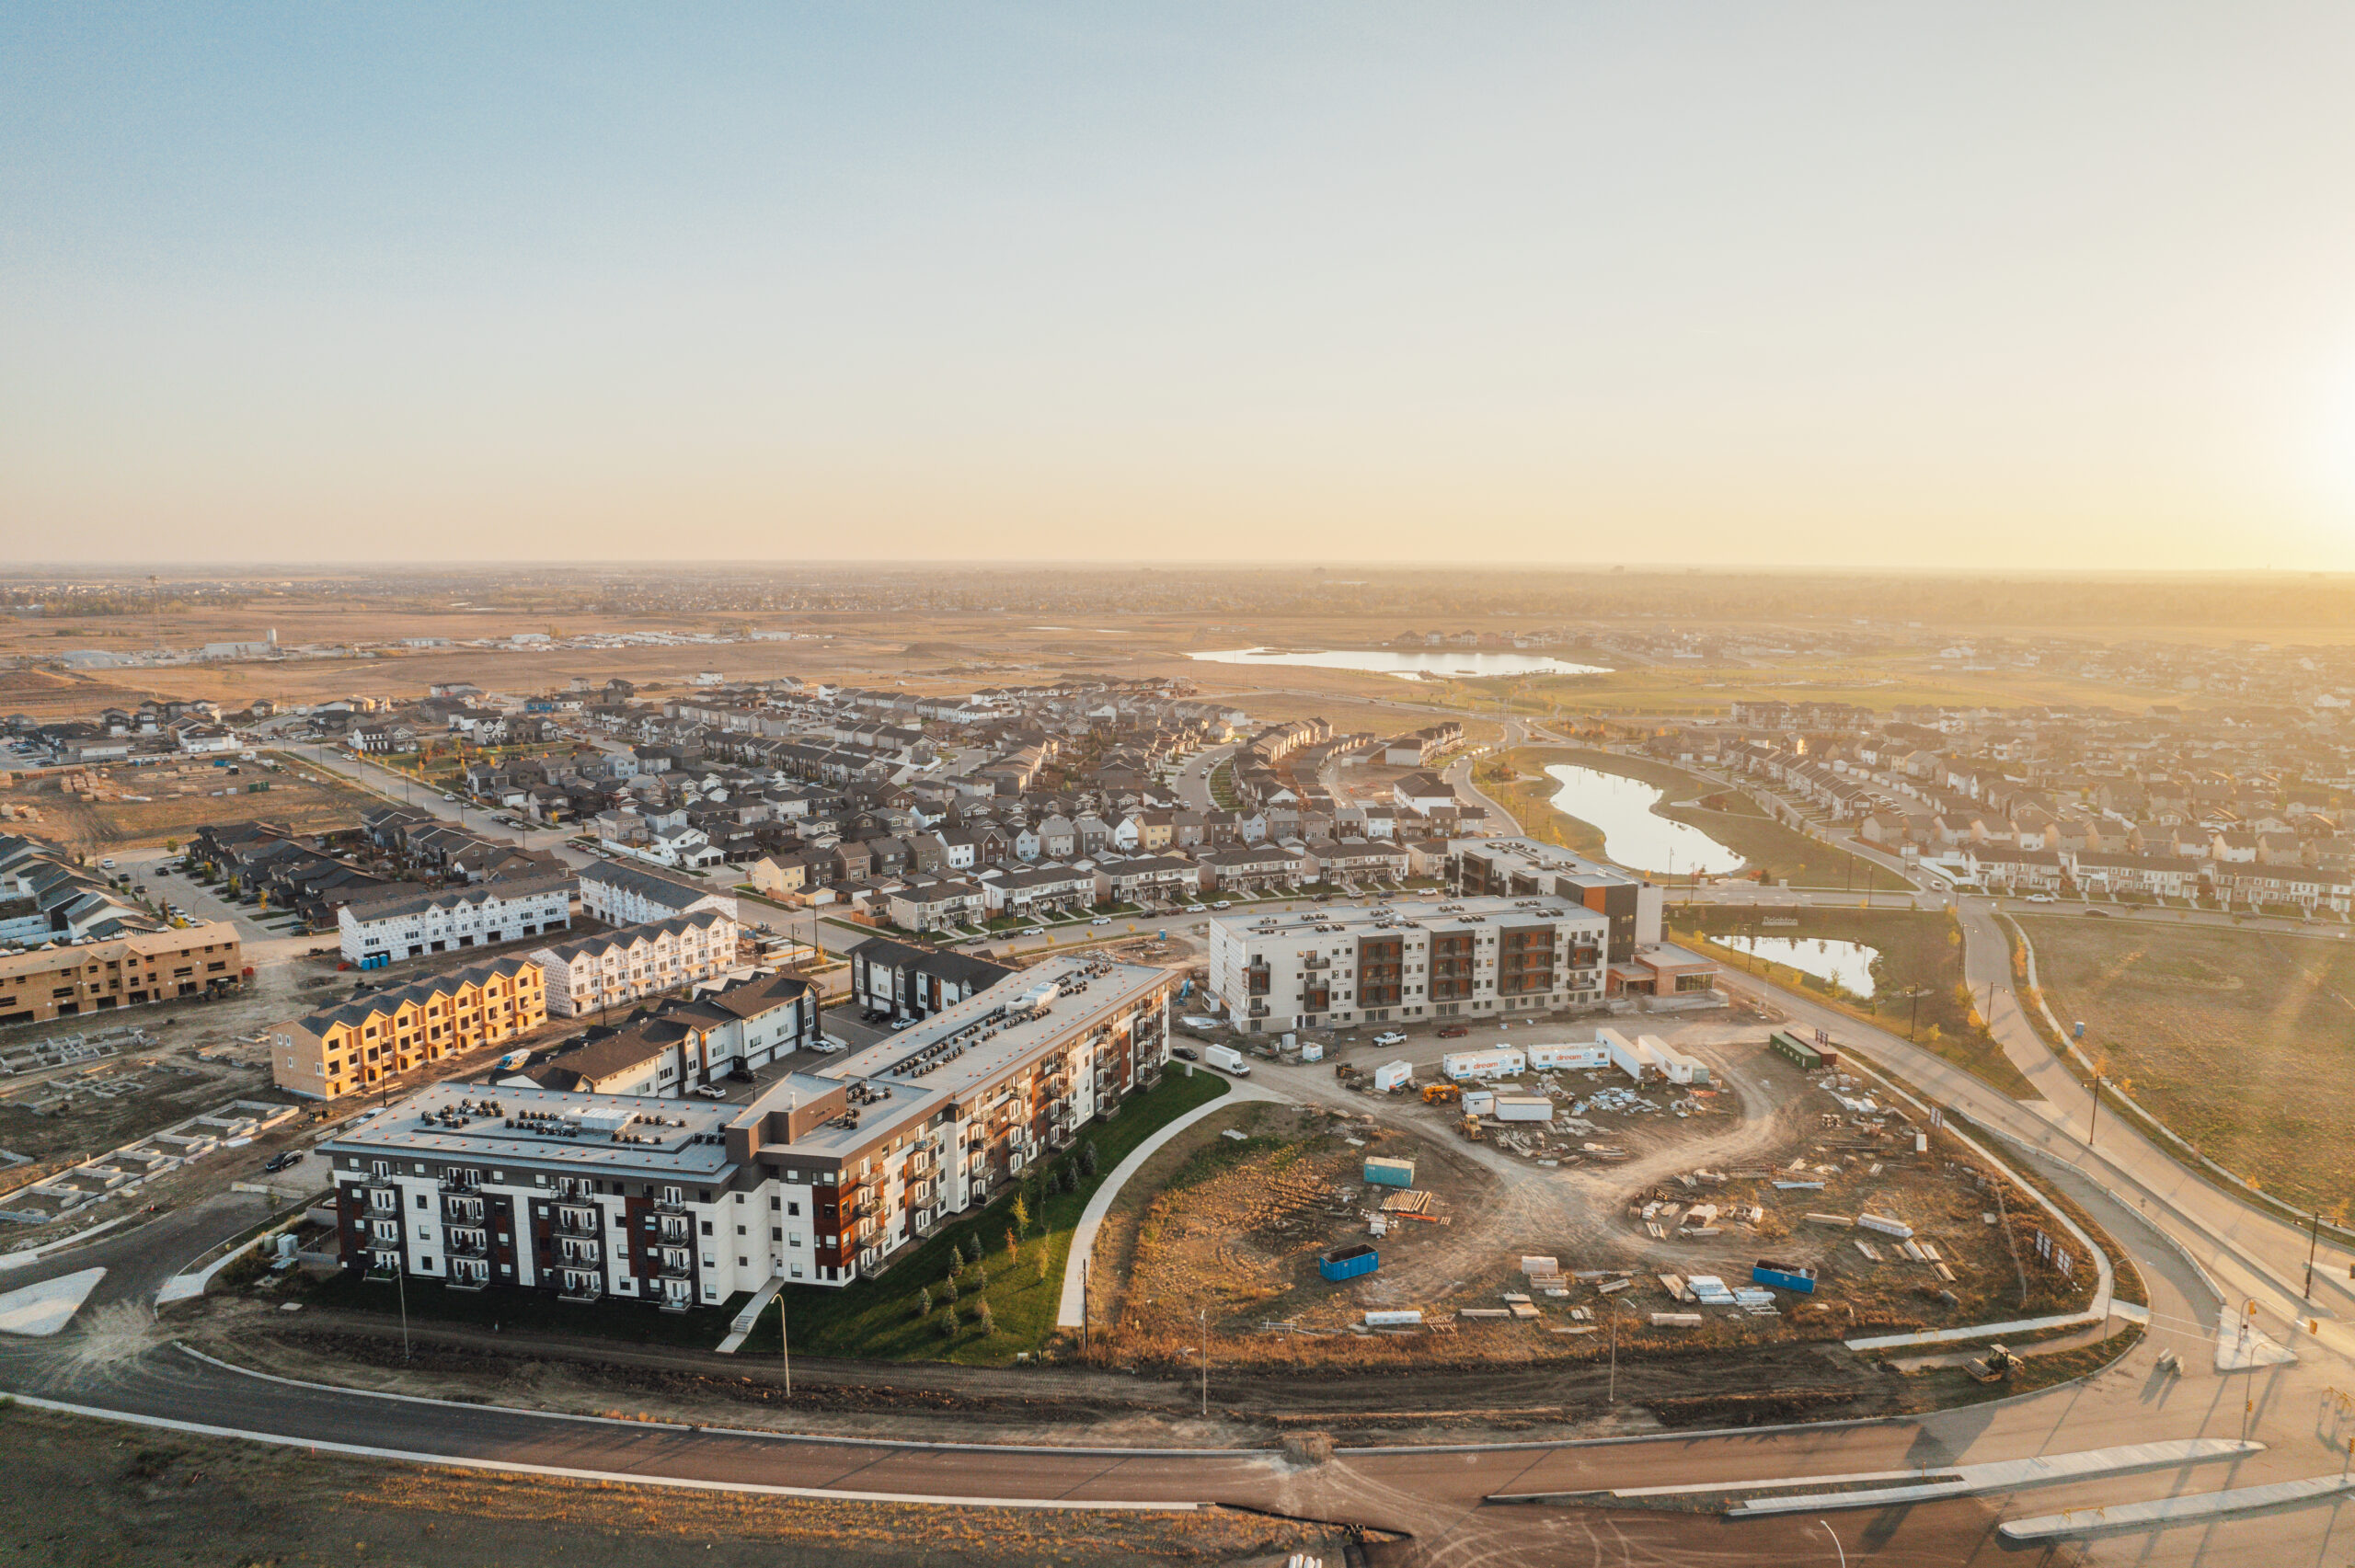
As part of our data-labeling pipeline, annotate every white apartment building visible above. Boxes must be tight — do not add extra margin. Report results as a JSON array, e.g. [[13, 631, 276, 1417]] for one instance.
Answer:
[[338, 873, 576, 966], [528, 910, 743, 1018], [578, 861, 740, 928], [1206, 897, 1610, 1032], [322, 953, 1173, 1306]]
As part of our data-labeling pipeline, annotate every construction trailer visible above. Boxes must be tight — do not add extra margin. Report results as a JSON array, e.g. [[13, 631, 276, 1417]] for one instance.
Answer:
[[1495, 1093, 1554, 1123], [1441, 1047, 1526, 1082], [1372, 1059, 1414, 1093], [1768, 1029, 1838, 1070]]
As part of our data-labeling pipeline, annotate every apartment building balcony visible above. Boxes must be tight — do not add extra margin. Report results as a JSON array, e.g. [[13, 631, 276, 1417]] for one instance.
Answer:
[[445, 1227, 489, 1259], [653, 1191, 689, 1214], [658, 1216, 692, 1243], [1245, 967, 1272, 996], [657, 1289, 695, 1314], [443, 1265, 490, 1292], [556, 1240, 603, 1266], [1246, 1001, 1270, 1018], [657, 1251, 694, 1280], [555, 1206, 600, 1235], [1300, 955, 1330, 971], [557, 1277, 603, 1304], [442, 1195, 485, 1226]]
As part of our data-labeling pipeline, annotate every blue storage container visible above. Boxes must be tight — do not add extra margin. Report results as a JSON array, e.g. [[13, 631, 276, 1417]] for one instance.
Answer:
[[1752, 1260, 1817, 1294], [1362, 1156, 1416, 1189], [1318, 1243, 1380, 1282]]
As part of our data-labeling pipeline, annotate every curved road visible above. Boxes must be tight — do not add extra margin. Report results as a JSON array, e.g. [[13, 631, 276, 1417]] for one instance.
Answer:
[[3, 717, 2347, 1560]]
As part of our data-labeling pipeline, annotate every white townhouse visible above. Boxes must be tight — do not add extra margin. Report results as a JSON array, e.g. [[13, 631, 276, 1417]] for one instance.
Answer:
[[528, 910, 744, 1018], [339, 872, 577, 966]]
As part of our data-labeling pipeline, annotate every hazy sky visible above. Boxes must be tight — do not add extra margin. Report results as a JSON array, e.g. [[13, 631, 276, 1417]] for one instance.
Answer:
[[9, 5, 2355, 567]]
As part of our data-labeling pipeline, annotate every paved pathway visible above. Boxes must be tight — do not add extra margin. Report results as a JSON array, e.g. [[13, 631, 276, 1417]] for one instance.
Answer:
[[1053, 1073, 1280, 1329]]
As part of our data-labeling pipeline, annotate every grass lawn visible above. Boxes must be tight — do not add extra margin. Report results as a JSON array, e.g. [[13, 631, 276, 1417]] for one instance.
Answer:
[[2019, 916, 2355, 1214], [1491, 746, 1909, 890], [1674, 906, 2036, 1098], [750, 1068, 1233, 1367], [1206, 761, 1240, 810]]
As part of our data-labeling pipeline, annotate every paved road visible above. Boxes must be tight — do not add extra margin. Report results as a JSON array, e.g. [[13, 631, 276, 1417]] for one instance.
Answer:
[[4, 711, 2343, 1558]]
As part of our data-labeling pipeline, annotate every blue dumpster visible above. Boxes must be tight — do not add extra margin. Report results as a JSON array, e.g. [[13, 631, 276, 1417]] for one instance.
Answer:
[[1318, 1243, 1380, 1283], [1752, 1260, 1817, 1294]]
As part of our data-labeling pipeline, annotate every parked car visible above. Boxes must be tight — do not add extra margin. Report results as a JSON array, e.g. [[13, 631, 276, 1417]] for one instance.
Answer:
[[1022, 926, 1044, 936], [260, 1150, 300, 1173], [1090, 915, 1112, 926], [1212, 900, 1231, 910], [691, 1084, 730, 1099], [1373, 1031, 1407, 1047], [98, 857, 116, 869], [1436, 1024, 1471, 1038], [2025, 892, 2058, 903], [890, 1017, 918, 1030], [1185, 902, 1206, 911], [1171, 1046, 1199, 1061]]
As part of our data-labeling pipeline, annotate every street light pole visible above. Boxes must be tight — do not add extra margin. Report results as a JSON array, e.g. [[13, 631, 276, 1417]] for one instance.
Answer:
[[2307, 1210, 2325, 1299], [1200, 1306, 1209, 1417], [1607, 1303, 1619, 1405], [780, 1287, 792, 1400], [1816, 1518, 1847, 1568], [2086, 1074, 2103, 1148]]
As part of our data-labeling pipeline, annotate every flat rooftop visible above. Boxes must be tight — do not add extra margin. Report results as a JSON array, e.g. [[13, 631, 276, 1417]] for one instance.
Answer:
[[1212, 896, 1605, 940], [1448, 835, 1646, 885], [325, 1081, 738, 1177]]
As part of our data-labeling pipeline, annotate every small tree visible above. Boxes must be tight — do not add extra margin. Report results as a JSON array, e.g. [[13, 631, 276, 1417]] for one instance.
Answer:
[[942, 1272, 958, 1303], [1011, 1194, 1030, 1238], [1034, 1247, 1051, 1284], [938, 1303, 959, 1338], [965, 1232, 984, 1265], [1079, 1142, 1099, 1179], [975, 1299, 994, 1336], [917, 1285, 933, 1319], [971, 1260, 989, 1290], [1005, 1226, 1020, 1262]]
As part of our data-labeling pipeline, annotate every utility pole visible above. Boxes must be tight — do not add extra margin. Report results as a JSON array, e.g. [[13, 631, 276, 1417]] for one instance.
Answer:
[[396, 1255, 410, 1360], [2085, 1074, 2103, 1147], [780, 1287, 792, 1400], [2307, 1210, 2326, 1300], [1200, 1306, 1209, 1417]]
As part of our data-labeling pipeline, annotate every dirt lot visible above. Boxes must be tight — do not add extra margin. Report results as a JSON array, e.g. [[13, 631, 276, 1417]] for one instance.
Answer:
[[1088, 1027, 2094, 1394], [0, 751, 373, 853], [2020, 914, 2355, 1214], [0, 1402, 1342, 1568]]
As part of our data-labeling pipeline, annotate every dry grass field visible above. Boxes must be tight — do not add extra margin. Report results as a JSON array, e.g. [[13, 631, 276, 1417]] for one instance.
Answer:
[[2019, 915, 2355, 1214], [0, 1403, 1338, 1568], [0, 750, 373, 853]]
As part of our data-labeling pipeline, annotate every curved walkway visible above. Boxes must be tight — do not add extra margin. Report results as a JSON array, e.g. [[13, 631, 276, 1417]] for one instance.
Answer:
[[1054, 1074, 1281, 1329]]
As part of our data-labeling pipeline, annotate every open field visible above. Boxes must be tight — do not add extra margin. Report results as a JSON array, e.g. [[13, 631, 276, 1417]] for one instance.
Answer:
[[0, 750, 373, 853], [1673, 907, 2037, 1098], [1484, 746, 1911, 890], [2018, 915, 2355, 1214], [0, 1403, 1337, 1568]]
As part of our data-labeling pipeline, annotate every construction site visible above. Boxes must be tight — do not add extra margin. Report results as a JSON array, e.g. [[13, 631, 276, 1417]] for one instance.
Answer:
[[1089, 1020, 2107, 1398]]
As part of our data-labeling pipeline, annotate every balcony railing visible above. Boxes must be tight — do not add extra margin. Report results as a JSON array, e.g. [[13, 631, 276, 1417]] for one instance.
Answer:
[[556, 1207, 599, 1235], [558, 1280, 603, 1303]]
